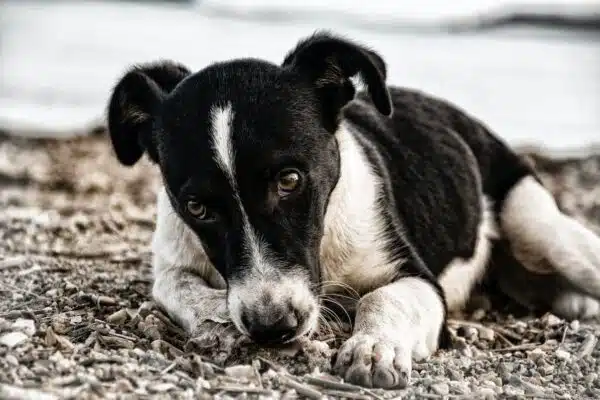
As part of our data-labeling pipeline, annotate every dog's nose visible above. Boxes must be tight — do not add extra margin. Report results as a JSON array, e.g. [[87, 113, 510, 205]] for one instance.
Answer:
[[241, 307, 300, 344]]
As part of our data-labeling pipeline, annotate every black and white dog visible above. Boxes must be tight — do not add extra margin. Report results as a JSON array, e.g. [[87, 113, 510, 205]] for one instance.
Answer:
[[107, 32, 600, 389]]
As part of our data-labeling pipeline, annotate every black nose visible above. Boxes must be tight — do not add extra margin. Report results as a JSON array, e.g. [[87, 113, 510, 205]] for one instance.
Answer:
[[241, 307, 300, 344]]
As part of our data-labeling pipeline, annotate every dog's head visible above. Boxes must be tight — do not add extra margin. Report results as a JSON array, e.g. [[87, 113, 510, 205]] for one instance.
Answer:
[[107, 32, 392, 344]]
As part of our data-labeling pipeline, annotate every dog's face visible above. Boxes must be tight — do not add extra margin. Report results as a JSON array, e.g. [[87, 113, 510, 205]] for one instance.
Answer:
[[107, 32, 392, 344]]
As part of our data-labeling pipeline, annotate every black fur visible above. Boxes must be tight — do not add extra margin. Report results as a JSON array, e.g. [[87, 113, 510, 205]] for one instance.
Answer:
[[107, 32, 535, 349]]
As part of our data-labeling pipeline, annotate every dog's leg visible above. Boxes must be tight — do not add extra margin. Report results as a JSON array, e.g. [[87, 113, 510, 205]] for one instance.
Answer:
[[152, 256, 229, 336], [500, 175, 600, 302], [151, 187, 231, 336], [333, 277, 444, 389]]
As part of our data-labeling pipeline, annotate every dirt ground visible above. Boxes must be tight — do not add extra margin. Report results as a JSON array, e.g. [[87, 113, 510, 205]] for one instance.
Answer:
[[1, 130, 600, 399]]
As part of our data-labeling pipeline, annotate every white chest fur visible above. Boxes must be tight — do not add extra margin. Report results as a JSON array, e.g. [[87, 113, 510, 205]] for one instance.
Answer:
[[319, 124, 403, 295]]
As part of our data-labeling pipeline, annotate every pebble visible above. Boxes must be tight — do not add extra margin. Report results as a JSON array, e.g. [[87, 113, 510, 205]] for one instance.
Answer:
[[0, 331, 29, 348], [107, 309, 129, 325], [5, 354, 19, 366], [224, 365, 256, 381], [471, 309, 486, 321], [430, 382, 450, 396], [556, 349, 571, 361], [448, 380, 470, 394], [477, 387, 497, 399], [12, 319, 36, 337], [527, 348, 545, 362], [569, 320, 580, 332], [542, 313, 563, 327], [478, 326, 495, 341], [147, 382, 176, 393], [457, 326, 478, 341]]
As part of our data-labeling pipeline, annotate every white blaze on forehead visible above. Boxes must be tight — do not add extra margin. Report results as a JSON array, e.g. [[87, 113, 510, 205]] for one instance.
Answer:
[[210, 103, 236, 183], [208, 102, 269, 273]]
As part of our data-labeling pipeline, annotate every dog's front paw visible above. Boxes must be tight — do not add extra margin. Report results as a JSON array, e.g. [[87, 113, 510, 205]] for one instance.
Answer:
[[333, 333, 413, 389], [186, 319, 246, 351], [552, 291, 600, 320]]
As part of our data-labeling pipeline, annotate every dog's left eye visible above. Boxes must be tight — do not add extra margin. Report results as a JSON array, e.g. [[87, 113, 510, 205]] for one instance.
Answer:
[[186, 200, 208, 219], [276, 169, 301, 197]]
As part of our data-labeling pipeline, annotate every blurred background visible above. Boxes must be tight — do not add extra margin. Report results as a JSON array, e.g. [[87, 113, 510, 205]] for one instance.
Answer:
[[0, 0, 599, 152]]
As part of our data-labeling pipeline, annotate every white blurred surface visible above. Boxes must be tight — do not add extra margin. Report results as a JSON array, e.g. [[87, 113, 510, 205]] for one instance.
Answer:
[[0, 0, 599, 151]]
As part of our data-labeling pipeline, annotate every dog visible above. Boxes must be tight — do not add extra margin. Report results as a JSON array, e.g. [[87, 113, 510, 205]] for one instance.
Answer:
[[106, 32, 600, 389]]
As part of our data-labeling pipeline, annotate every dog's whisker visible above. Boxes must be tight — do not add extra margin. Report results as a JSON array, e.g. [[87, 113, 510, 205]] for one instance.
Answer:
[[317, 281, 361, 300]]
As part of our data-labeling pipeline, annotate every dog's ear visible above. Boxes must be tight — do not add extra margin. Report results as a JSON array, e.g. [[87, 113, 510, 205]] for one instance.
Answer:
[[107, 60, 191, 166], [282, 32, 392, 131]]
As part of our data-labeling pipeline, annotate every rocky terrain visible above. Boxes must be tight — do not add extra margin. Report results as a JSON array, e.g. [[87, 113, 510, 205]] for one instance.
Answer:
[[1, 130, 600, 399]]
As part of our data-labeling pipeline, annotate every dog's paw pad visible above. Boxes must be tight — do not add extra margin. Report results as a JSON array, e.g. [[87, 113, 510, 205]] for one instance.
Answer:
[[334, 334, 412, 389]]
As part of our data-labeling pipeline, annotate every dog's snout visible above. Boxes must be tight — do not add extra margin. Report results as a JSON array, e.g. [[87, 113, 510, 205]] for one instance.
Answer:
[[241, 305, 300, 344]]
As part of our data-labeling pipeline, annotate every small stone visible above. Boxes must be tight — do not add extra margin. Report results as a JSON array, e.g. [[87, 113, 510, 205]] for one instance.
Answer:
[[569, 320, 580, 332], [471, 309, 486, 321], [12, 319, 35, 337], [5, 354, 19, 366], [0, 331, 29, 348], [224, 365, 256, 380], [478, 326, 495, 341], [478, 387, 496, 399], [114, 379, 135, 393], [542, 313, 562, 327], [107, 309, 129, 325], [431, 382, 450, 396], [503, 385, 525, 397], [449, 381, 470, 395], [527, 348, 545, 362], [457, 326, 478, 341], [147, 382, 175, 393], [555, 348, 571, 361]]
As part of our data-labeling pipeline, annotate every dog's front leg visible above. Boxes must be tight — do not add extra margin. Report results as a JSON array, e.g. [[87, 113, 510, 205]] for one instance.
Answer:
[[150, 187, 232, 338], [333, 277, 445, 389], [152, 256, 230, 337]]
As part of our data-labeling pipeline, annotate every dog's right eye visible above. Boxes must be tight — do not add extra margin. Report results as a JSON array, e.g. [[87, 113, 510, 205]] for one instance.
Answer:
[[186, 200, 208, 219]]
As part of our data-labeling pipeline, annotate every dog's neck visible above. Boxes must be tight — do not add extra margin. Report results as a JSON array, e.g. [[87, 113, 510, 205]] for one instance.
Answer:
[[319, 122, 398, 295]]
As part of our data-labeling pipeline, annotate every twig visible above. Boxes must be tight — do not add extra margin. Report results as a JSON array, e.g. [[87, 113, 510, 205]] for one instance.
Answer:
[[492, 343, 539, 353], [0, 256, 27, 271], [322, 389, 373, 399], [160, 362, 177, 375], [207, 385, 273, 395], [0, 309, 47, 319], [304, 376, 384, 400], [560, 324, 569, 346], [0, 282, 44, 299], [448, 319, 516, 346], [279, 375, 324, 399], [577, 334, 597, 359], [257, 356, 285, 372]]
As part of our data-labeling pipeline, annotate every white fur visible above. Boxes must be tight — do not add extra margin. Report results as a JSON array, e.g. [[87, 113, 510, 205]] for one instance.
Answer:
[[228, 269, 319, 341], [552, 291, 600, 320], [208, 103, 316, 333], [439, 198, 499, 312], [210, 103, 236, 183], [151, 188, 228, 334], [320, 122, 403, 295], [209, 103, 271, 276], [334, 277, 444, 388], [501, 176, 600, 299]]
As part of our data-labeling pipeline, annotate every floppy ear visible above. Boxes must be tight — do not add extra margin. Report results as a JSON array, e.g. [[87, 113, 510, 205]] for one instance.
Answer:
[[107, 60, 191, 166], [282, 32, 392, 132]]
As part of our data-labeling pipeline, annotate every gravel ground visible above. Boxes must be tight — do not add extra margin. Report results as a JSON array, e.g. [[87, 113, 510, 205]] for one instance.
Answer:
[[0, 131, 600, 399]]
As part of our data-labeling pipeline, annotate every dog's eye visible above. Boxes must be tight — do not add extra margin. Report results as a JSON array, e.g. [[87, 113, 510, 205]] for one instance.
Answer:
[[277, 169, 301, 196], [186, 200, 207, 219]]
